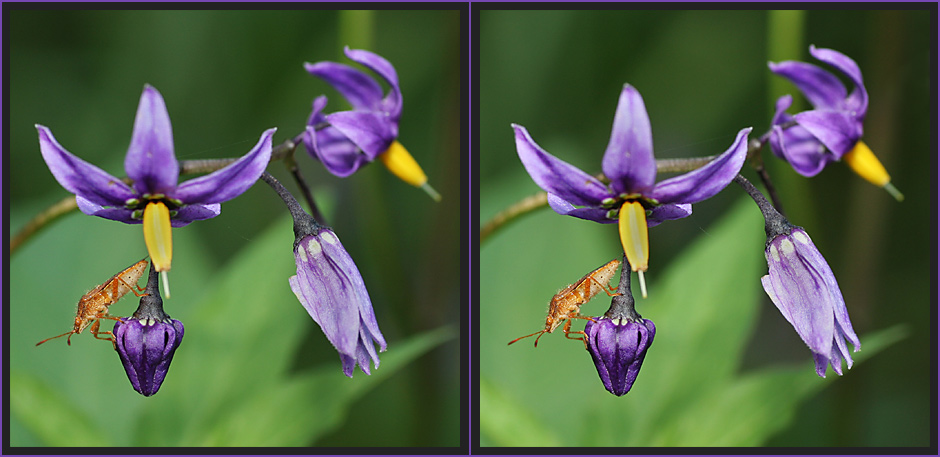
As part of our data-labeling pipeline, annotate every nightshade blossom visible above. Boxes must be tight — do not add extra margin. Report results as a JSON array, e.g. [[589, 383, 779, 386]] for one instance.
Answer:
[[768, 45, 902, 200], [113, 263, 184, 397], [515, 84, 751, 296], [37, 85, 275, 294], [304, 47, 439, 200], [762, 227, 860, 378], [260, 173, 386, 377], [584, 316, 655, 396]]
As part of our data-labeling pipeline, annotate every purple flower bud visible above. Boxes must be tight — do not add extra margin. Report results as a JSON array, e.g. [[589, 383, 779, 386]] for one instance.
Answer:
[[761, 228, 860, 377], [584, 316, 655, 396], [113, 316, 184, 396]]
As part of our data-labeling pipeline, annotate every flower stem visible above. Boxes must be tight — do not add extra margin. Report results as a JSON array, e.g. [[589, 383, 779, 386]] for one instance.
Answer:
[[606, 254, 640, 321]]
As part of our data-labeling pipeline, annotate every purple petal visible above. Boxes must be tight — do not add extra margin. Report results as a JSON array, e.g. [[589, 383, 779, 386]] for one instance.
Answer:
[[601, 84, 656, 194], [513, 124, 611, 207], [304, 61, 385, 112], [760, 234, 836, 356], [37, 125, 136, 206], [647, 203, 692, 227], [304, 125, 370, 177], [125, 85, 179, 195], [789, 229, 860, 351], [171, 203, 221, 227], [344, 47, 403, 121], [809, 45, 867, 117], [768, 60, 847, 110], [769, 124, 832, 177], [648, 127, 752, 205], [172, 128, 275, 204], [288, 232, 364, 358], [770, 95, 794, 130], [75, 196, 137, 222], [305, 95, 330, 127], [320, 230, 386, 352], [325, 111, 397, 159], [793, 110, 861, 157], [546, 193, 615, 223]]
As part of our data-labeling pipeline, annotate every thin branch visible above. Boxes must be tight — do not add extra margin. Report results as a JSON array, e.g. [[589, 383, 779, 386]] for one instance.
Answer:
[[10, 195, 78, 252]]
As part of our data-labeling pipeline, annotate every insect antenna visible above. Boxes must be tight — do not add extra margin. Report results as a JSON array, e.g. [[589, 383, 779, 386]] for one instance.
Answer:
[[508, 329, 549, 347], [35, 331, 76, 346]]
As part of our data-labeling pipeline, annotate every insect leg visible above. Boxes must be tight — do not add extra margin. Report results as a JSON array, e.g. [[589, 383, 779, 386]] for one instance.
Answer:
[[587, 276, 622, 297], [562, 319, 589, 349]]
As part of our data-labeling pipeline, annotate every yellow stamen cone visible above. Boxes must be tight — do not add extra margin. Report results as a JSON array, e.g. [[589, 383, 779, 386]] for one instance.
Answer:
[[618, 201, 649, 298], [378, 140, 441, 201], [843, 141, 904, 202], [143, 201, 173, 297]]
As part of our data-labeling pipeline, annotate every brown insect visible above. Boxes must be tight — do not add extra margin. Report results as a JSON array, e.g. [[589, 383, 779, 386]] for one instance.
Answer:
[[508, 259, 621, 349], [36, 258, 149, 347]]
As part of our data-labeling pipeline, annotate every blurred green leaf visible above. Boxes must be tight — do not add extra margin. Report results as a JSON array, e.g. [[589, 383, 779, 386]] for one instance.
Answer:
[[10, 370, 113, 447], [645, 324, 907, 446], [479, 376, 560, 447]]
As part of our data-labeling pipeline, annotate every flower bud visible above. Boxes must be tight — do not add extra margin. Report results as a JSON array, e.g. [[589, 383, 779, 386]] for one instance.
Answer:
[[584, 316, 655, 396]]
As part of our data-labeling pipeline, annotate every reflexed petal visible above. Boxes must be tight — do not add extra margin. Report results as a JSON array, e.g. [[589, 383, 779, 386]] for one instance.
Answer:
[[602, 84, 656, 194], [344, 47, 402, 121], [74, 196, 137, 223], [809, 45, 867, 116], [37, 125, 136, 207], [793, 110, 861, 157], [546, 193, 614, 223], [125, 85, 179, 195], [768, 60, 847, 110], [172, 128, 275, 204], [513, 124, 611, 207], [304, 125, 370, 177], [304, 61, 385, 112], [648, 127, 752, 205], [770, 94, 794, 128], [326, 111, 397, 159], [170, 203, 220, 227], [647, 203, 692, 227], [305, 95, 330, 127], [770, 124, 832, 177]]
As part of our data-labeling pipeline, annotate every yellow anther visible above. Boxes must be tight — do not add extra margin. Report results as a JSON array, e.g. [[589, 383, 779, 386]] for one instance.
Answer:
[[378, 141, 441, 201], [843, 141, 904, 201], [618, 201, 650, 298], [143, 201, 173, 271]]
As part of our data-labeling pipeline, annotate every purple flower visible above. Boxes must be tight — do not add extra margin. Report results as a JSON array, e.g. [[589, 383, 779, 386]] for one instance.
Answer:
[[584, 316, 655, 396], [289, 228, 387, 377], [515, 83, 751, 295], [113, 263, 183, 397], [769, 46, 902, 200], [114, 316, 184, 397], [761, 227, 860, 377], [37, 85, 276, 276], [304, 47, 438, 200]]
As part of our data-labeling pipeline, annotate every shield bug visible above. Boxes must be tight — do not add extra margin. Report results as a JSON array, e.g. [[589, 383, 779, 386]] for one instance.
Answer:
[[36, 258, 150, 347], [509, 258, 621, 349]]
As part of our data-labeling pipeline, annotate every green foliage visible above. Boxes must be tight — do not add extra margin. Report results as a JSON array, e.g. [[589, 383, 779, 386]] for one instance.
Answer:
[[10, 214, 454, 447], [480, 198, 905, 447]]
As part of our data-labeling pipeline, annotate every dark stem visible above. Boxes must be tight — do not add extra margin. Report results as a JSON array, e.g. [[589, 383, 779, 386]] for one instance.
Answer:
[[606, 254, 641, 321], [732, 174, 793, 241], [259, 172, 326, 248], [132, 262, 171, 321], [283, 153, 327, 226]]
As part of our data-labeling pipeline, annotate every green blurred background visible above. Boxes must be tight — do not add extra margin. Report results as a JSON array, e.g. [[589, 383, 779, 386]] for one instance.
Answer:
[[8, 9, 462, 447], [479, 10, 933, 447]]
